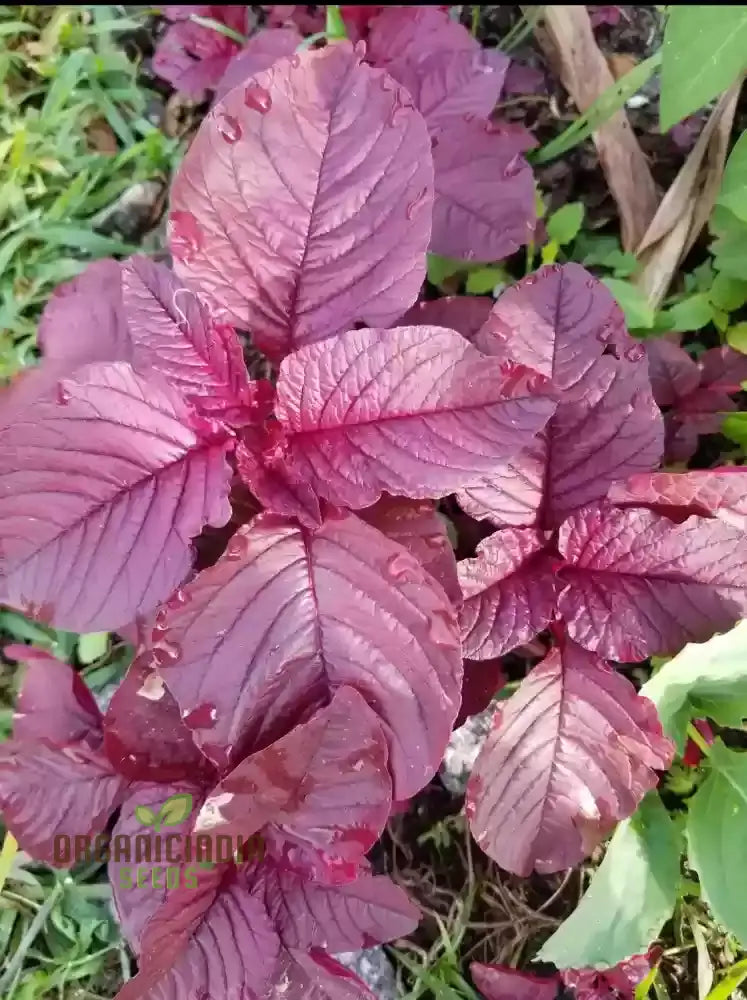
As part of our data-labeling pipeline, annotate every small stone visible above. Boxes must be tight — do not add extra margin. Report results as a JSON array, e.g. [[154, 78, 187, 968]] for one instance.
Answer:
[[439, 707, 493, 796], [335, 948, 397, 1000]]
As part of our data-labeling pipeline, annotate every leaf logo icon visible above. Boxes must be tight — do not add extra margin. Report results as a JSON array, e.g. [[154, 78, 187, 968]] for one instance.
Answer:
[[134, 805, 156, 828], [154, 792, 193, 831]]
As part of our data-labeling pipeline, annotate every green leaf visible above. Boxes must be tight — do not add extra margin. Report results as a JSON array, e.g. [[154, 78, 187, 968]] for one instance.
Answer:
[[602, 277, 655, 330], [727, 322, 747, 354], [546, 202, 584, 246], [661, 293, 714, 333], [427, 253, 463, 287], [156, 792, 193, 829], [76, 632, 109, 665], [705, 958, 747, 1000], [465, 266, 506, 295], [660, 6, 747, 130], [688, 740, 747, 945], [717, 130, 747, 223], [723, 412, 747, 448], [535, 52, 662, 164], [710, 274, 747, 312], [711, 226, 747, 281], [641, 620, 747, 752], [327, 5, 348, 40], [537, 794, 681, 969], [134, 805, 156, 827]]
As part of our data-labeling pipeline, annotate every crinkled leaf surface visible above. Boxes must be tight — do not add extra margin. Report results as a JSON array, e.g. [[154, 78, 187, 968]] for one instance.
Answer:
[[360, 495, 460, 604], [609, 469, 747, 530], [367, 6, 476, 68], [236, 425, 322, 529], [538, 794, 680, 968], [215, 26, 301, 100], [103, 654, 216, 785], [275, 325, 556, 509], [457, 527, 560, 658], [170, 43, 434, 362], [687, 740, 747, 946], [641, 619, 747, 752], [466, 639, 673, 875], [0, 362, 234, 632], [471, 963, 559, 1000], [194, 687, 391, 866], [430, 115, 535, 262], [399, 296, 493, 343], [122, 256, 264, 424], [5, 644, 101, 745], [0, 739, 126, 864], [458, 265, 663, 528], [150, 510, 462, 798], [559, 502, 747, 660]]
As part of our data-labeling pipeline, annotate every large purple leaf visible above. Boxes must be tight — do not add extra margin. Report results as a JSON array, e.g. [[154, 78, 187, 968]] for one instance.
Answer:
[[471, 963, 560, 1000], [148, 510, 462, 799], [430, 115, 535, 262], [457, 266, 663, 528], [102, 654, 216, 785], [609, 469, 747, 530], [466, 639, 673, 875], [385, 48, 508, 132], [559, 502, 747, 660], [215, 26, 302, 100], [399, 296, 493, 344], [116, 864, 280, 1000], [122, 256, 267, 425], [253, 862, 420, 952], [0, 739, 127, 864], [274, 325, 556, 509], [360, 495, 460, 604], [152, 5, 247, 99], [194, 686, 391, 866], [0, 362, 234, 632], [169, 43, 434, 362], [5, 644, 101, 745], [367, 7, 477, 68], [457, 527, 560, 658]]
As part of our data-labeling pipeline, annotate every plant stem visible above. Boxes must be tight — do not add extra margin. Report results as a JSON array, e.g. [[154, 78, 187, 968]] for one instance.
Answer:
[[686, 722, 712, 757], [188, 14, 247, 45], [296, 31, 328, 52]]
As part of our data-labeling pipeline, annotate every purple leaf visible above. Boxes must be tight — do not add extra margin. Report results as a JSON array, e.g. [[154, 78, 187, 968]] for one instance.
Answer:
[[503, 61, 547, 96], [148, 510, 462, 799], [471, 962, 560, 1000], [274, 325, 556, 509], [645, 338, 700, 406], [0, 362, 234, 632], [122, 256, 269, 426], [360, 495, 460, 604], [215, 26, 301, 101], [0, 739, 127, 864], [399, 296, 493, 343], [430, 115, 535, 262], [194, 686, 391, 867], [169, 43, 434, 362], [466, 638, 673, 875], [457, 266, 663, 528], [281, 949, 373, 1000], [456, 657, 508, 728], [385, 48, 508, 132], [116, 863, 280, 1000], [235, 425, 322, 530], [5, 644, 102, 745], [699, 345, 747, 393], [458, 527, 560, 658], [609, 468, 747, 529], [102, 654, 216, 785], [559, 502, 747, 659], [367, 7, 477, 69], [252, 862, 420, 952], [153, 5, 247, 99], [110, 784, 203, 951]]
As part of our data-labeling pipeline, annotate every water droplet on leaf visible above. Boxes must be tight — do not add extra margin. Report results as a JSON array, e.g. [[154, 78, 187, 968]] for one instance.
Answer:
[[183, 702, 218, 729], [405, 187, 429, 220], [244, 83, 272, 114], [216, 112, 242, 143], [625, 343, 645, 362], [151, 639, 182, 666], [502, 154, 523, 178], [169, 211, 203, 263], [225, 531, 251, 561], [56, 383, 72, 405]]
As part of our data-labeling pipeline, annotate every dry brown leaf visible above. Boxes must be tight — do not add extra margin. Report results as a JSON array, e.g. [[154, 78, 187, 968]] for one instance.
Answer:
[[607, 53, 638, 81], [534, 5, 658, 251], [634, 81, 741, 307], [85, 117, 118, 156]]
